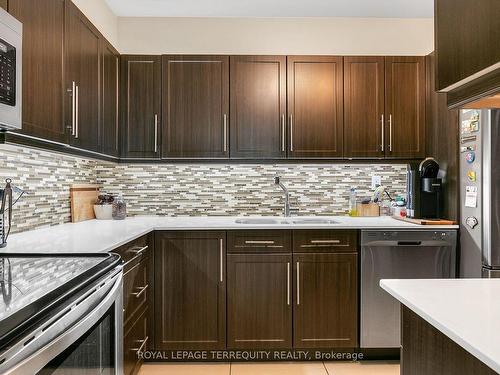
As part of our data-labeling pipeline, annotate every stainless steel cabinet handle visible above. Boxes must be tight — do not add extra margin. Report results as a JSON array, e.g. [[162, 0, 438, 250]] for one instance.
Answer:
[[223, 114, 228, 152], [310, 239, 341, 244], [126, 245, 148, 256], [244, 240, 275, 245], [220, 238, 224, 283], [131, 284, 149, 298], [154, 114, 158, 153], [68, 81, 76, 136], [389, 114, 393, 152], [380, 114, 384, 152], [296, 261, 300, 305], [75, 85, 79, 139], [131, 336, 149, 353], [281, 114, 286, 152], [289, 114, 294, 152], [287, 262, 290, 306]]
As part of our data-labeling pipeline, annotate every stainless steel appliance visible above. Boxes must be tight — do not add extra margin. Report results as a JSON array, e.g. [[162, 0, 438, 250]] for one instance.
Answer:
[[360, 230, 457, 348], [0, 8, 21, 130], [0, 253, 123, 374], [459, 109, 500, 278]]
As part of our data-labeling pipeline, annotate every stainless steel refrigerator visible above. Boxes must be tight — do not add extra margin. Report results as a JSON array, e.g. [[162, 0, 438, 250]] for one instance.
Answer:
[[460, 109, 500, 278]]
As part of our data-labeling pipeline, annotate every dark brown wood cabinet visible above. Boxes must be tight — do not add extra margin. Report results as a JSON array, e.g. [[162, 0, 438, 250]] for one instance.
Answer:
[[344, 56, 385, 158], [0, 0, 7, 10], [9, 0, 67, 143], [162, 55, 229, 159], [101, 40, 120, 156], [435, 0, 500, 106], [227, 253, 292, 349], [287, 56, 344, 158], [124, 307, 149, 375], [154, 231, 226, 350], [385, 56, 426, 159], [230, 56, 286, 159], [293, 252, 358, 348], [120, 55, 161, 159], [65, 1, 101, 152]]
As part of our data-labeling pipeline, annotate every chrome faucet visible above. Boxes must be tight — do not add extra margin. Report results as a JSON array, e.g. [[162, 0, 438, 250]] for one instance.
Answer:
[[274, 176, 296, 217]]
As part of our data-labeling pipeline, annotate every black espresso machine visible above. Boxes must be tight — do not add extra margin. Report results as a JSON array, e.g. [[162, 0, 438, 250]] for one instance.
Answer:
[[407, 158, 443, 219]]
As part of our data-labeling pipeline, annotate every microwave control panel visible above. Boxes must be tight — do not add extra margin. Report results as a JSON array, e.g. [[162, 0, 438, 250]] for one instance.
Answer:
[[0, 37, 16, 107]]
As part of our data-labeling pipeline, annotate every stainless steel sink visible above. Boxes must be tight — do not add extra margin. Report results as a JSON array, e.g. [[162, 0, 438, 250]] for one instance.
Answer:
[[234, 218, 282, 225], [291, 218, 339, 225]]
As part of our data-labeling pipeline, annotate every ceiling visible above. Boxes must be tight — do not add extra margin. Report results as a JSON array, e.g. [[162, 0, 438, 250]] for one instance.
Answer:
[[105, 0, 434, 18]]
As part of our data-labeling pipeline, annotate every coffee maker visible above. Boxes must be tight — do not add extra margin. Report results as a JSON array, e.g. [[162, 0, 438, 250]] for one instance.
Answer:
[[407, 158, 443, 219]]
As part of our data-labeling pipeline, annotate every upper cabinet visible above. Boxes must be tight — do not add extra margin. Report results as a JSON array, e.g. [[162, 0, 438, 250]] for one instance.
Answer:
[[344, 56, 385, 159], [385, 56, 426, 159], [120, 55, 161, 159], [162, 55, 229, 159], [287, 56, 344, 158], [100, 40, 120, 157], [65, 1, 101, 152], [230, 55, 286, 159], [9, 0, 67, 143], [435, 0, 500, 107]]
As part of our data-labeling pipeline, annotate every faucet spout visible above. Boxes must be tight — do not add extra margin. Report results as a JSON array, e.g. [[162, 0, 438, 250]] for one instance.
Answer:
[[274, 176, 292, 217]]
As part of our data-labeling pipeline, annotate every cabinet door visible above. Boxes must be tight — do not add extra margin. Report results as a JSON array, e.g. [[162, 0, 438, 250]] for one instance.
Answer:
[[162, 55, 229, 159], [287, 56, 344, 158], [124, 307, 149, 375], [344, 57, 385, 158], [385, 56, 426, 159], [120, 55, 161, 159], [101, 41, 119, 157], [294, 253, 358, 348], [155, 231, 226, 350], [65, 1, 100, 152], [9, 0, 66, 143], [227, 254, 292, 349], [230, 56, 286, 159]]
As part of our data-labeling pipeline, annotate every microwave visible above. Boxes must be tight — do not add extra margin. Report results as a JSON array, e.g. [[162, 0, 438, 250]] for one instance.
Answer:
[[0, 8, 21, 130]]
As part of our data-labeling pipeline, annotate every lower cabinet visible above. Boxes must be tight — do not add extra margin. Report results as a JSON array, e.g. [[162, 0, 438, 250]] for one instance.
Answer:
[[227, 253, 292, 349], [293, 252, 358, 348], [124, 307, 149, 375], [154, 231, 226, 350]]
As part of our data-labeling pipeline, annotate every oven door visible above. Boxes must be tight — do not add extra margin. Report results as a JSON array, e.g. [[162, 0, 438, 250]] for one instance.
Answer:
[[0, 267, 123, 374]]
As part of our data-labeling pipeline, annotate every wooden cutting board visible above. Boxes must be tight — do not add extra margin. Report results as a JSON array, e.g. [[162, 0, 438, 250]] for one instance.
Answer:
[[393, 216, 457, 225], [70, 184, 99, 223]]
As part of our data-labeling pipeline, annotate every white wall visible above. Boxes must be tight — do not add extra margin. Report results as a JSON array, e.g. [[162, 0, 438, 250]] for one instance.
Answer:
[[117, 17, 434, 55], [72, 0, 119, 49]]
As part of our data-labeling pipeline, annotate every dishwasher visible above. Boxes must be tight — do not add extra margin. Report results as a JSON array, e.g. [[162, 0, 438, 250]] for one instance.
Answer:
[[360, 230, 457, 348]]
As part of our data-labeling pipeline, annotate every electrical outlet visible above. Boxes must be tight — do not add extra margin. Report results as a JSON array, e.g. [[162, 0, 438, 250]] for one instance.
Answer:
[[371, 176, 382, 188]]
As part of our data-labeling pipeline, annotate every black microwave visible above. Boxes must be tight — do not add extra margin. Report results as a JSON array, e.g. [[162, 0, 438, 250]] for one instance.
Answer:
[[0, 8, 21, 130]]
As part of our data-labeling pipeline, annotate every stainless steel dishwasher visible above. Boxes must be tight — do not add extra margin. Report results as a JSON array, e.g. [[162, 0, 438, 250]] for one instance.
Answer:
[[360, 230, 457, 348]]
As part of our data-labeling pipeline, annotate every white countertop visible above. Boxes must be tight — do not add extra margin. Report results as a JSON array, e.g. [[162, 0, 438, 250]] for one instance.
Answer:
[[3, 215, 458, 254], [381, 279, 500, 373]]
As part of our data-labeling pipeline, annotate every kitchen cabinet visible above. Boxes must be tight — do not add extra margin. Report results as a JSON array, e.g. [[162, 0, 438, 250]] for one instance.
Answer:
[[435, 0, 500, 107], [287, 56, 344, 158], [65, 0, 101, 152], [293, 252, 358, 348], [120, 55, 161, 159], [154, 231, 226, 350], [124, 307, 149, 375], [229, 55, 286, 159], [100, 40, 120, 157], [162, 55, 229, 159], [227, 253, 292, 349], [0, 0, 7, 10], [8, 0, 67, 143], [384, 56, 426, 159], [344, 56, 385, 158]]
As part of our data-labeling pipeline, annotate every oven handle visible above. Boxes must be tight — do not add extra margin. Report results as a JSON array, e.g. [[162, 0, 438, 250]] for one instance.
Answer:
[[1, 269, 123, 375]]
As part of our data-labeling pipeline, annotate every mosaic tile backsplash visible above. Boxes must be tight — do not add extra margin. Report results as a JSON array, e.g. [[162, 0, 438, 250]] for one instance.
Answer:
[[1, 144, 408, 233]]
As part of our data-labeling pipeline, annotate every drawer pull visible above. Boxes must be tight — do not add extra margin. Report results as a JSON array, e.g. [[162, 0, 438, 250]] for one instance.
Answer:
[[131, 336, 149, 353], [127, 245, 148, 256], [244, 240, 275, 245], [131, 284, 149, 298], [310, 240, 341, 244]]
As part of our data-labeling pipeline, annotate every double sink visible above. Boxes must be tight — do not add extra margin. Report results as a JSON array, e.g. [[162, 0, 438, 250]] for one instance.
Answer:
[[234, 218, 340, 225]]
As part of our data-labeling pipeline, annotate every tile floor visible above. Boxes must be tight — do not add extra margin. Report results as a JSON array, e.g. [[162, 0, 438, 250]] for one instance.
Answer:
[[138, 361, 400, 375]]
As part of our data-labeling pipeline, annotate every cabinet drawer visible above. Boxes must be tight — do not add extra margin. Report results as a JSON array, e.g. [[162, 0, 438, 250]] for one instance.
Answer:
[[227, 230, 292, 253], [114, 235, 150, 271], [293, 230, 358, 253], [123, 257, 150, 325], [124, 307, 149, 375]]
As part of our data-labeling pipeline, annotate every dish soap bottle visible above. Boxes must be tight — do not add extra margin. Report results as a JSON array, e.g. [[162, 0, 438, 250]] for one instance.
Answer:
[[348, 188, 358, 217]]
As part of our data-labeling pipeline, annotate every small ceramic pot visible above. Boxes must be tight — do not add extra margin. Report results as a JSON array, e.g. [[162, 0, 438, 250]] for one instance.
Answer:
[[93, 204, 113, 220]]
